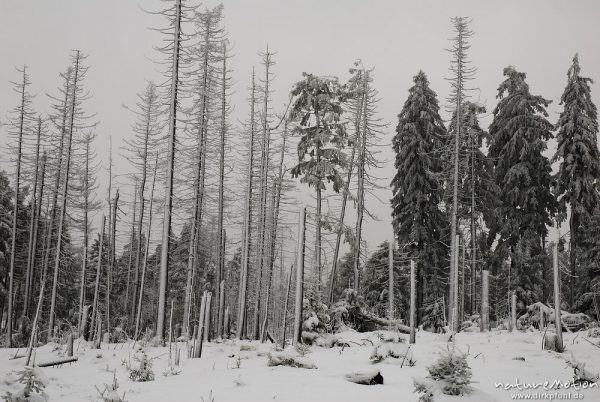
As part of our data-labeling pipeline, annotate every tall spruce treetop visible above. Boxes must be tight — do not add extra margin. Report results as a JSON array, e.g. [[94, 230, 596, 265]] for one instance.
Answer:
[[554, 54, 600, 219], [390, 71, 447, 284], [290, 73, 351, 193], [488, 66, 557, 246], [553, 54, 600, 307]]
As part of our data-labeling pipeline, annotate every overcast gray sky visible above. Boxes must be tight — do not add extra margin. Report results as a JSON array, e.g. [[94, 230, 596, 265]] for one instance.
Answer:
[[2, 0, 600, 251]]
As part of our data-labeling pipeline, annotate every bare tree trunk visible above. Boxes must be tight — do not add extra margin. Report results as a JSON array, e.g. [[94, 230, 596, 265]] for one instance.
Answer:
[[131, 87, 154, 323], [252, 49, 276, 338], [125, 181, 137, 321], [40, 68, 71, 342], [409, 260, 416, 344], [135, 154, 159, 340], [293, 207, 306, 346], [315, 146, 322, 298], [49, 51, 82, 337], [106, 189, 119, 334], [23, 117, 43, 320], [569, 209, 577, 308], [353, 70, 369, 292], [470, 127, 477, 315], [280, 264, 293, 348], [78, 136, 92, 334], [260, 125, 287, 342], [7, 66, 29, 347], [215, 42, 228, 340], [27, 153, 46, 321], [388, 238, 394, 321], [157, 0, 182, 344], [106, 138, 113, 324], [91, 215, 106, 338], [481, 269, 489, 332], [236, 70, 257, 340], [552, 245, 564, 351], [327, 144, 357, 304]]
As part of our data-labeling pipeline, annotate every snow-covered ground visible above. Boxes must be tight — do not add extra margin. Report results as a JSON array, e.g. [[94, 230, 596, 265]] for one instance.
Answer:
[[1, 329, 599, 401]]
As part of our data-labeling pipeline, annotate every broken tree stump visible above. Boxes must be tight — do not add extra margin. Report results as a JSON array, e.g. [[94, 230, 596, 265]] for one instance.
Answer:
[[66, 334, 74, 357]]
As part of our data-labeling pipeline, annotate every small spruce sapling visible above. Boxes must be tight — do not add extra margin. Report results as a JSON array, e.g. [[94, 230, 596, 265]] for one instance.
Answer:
[[95, 371, 126, 402], [127, 348, 155, 382], [414, 349, 472, 400], [2, 366, 49, 402]]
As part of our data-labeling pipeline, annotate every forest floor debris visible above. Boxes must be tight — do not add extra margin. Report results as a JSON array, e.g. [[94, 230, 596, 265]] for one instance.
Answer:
[[0, 330, 599, 401]]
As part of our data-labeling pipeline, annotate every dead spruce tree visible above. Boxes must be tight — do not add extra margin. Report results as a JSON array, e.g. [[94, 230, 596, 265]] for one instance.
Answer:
[[260, 121, 289, 342], [48, 50, 95, 338], [124, 82, 162, 330], [135, 154, 160, 339], [236, 69, 259, 340], [252, 47, 276, 340], [346, 62, 385, 292], [216, 39, 233, 338], [181, 4, 227, 338], [73, 131, 102, 334], [445, 17, 475, 332], [22, 117, 45, 321], [36, 66, 73, 343], [154, 0, 195, 344], [5, 65, 35, 347]]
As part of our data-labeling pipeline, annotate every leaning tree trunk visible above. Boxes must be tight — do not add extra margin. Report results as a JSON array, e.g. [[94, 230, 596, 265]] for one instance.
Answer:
[[328, 140, 357, 305], [78, 137, 92, 334], [23, 117, 43, 319], [26, 153, 46, 320], [39, 68, 71, 341], [135, 154, 159, 340], [48, 51, 81, 337], [90, 215, 106, 339]]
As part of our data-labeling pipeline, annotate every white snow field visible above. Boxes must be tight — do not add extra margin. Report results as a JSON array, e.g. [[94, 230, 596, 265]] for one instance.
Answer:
[[1, 329, 599, 402]]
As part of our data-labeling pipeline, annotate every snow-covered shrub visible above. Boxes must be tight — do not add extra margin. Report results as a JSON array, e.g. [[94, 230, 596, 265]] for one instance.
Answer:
[[95, 371, 126, 402], [373, 330, 405, 344], [162, 365, 181, 377], [587, 327, 600, 338], [370, 343, 415, 366], [127, 349, 155, 382], [421, 297, 446, 333], [294, 343, 311, 357], [330, 289, 365, 332], [267, 351, 316, 369], [2, 366, 49, 402], [415, 349, 472, 399], [413, 378, 436, 402], [302, 298, 330, 333]]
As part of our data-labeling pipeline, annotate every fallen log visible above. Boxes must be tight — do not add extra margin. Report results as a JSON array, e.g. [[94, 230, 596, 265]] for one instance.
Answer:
[[358, 312, 411, 334], [331, 289, 410, 333], [565, 355, 600, 383], [519, 302, 591, 331], [36, 356, 78, 367], [345, 369, 384, 385]]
